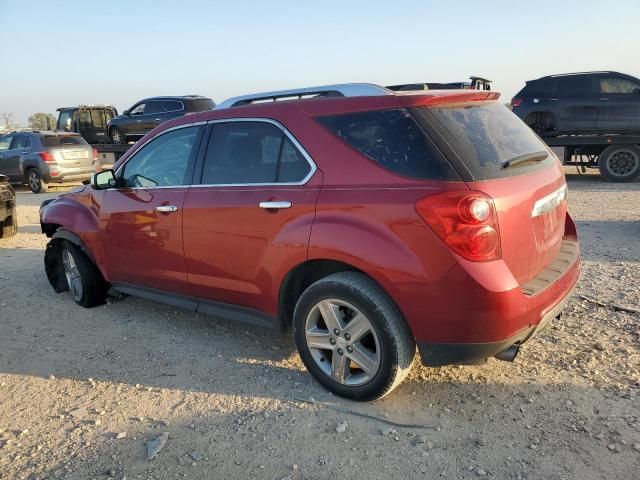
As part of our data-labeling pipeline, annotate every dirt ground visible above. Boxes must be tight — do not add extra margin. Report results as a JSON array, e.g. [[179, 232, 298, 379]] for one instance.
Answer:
[[0, 169, 638, 480]]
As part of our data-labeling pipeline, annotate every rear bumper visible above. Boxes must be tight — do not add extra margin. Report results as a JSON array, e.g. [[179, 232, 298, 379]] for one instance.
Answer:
[[384, 214, 580, 366], [43, 168, 95, 184], [417, 288, 572, 366]]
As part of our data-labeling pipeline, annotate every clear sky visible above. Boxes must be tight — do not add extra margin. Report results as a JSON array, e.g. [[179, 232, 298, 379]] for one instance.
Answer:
[[1, 0, 639, 125]]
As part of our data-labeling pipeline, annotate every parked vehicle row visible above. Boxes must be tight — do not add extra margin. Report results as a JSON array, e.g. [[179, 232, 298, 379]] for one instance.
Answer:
[[40, 84, 580, 400]]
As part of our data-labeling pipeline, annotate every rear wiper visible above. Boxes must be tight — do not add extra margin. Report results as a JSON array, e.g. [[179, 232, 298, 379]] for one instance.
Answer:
[[501, 151, 549, 169]]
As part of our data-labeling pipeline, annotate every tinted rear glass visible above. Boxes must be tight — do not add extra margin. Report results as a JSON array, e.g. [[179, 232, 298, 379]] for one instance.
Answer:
[[555, 76, 593, 95], [186, 99, 215, 112], [41, 135, 88, 147], [316, 109, 459, 180], [412, 102, 554, 180]]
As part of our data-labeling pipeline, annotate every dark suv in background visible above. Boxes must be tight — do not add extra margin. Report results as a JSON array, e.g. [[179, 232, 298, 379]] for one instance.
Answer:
[[512, 71, 640, 136], [107, 95, 215, 144]]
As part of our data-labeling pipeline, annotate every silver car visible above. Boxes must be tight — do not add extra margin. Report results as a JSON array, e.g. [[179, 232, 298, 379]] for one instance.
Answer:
[[0, 131, 97, 193]]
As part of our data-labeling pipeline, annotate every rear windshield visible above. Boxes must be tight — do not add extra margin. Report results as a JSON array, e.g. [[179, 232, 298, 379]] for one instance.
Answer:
[[41, 135, 88, 147], [316, 109, 460, 180], [411, 102, 554, 180], [186, 99, 215, 112]]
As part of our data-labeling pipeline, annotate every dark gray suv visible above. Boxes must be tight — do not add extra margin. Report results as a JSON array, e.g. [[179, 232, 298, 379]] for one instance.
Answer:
[[511, 71, 640, 136], [0, 131, 97, 193], [107, 95, 215, 144]]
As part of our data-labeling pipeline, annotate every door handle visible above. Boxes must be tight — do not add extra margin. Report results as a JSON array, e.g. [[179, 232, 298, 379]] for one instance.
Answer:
[[600, 98, 610, 101], [549, 98, 559, 101], [21, 151, 28, 154], [155, 205, 178, 213], [155, 118, 161, 121], [136, 119, 142, 123], [259, 201, 292, 210]]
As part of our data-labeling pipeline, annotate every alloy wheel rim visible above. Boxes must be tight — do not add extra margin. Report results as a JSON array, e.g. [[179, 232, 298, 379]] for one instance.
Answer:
[[607, 150, 639, 177], [29, 172, 39, 191], [305, 299, 380, 386], [112, 130, 121, 143], [62, 249, 83, 302]]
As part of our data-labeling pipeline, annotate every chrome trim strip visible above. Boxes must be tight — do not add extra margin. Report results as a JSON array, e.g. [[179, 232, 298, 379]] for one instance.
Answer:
[[531, 184, 567, 217], [216, 83, 392, 109]]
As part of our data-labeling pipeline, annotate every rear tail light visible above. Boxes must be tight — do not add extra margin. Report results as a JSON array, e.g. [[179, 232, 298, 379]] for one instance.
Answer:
[[511, 97, 523, 108], [415, 191, 501, 261], [38, 151, 55, 164]]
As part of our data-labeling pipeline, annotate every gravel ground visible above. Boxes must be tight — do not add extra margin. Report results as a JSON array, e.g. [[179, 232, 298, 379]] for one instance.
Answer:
[[0, 170, 639, 480]]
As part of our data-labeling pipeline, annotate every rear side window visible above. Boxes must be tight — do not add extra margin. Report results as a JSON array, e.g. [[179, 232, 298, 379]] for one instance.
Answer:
[[555, 76, 593, 95], [201, 121, 311, 184], [520, 78, 554, 96], [164, 101, 183, 112], [90, 109, 106, 129], [412, 102, 554, 180], [317, 109, 459, 180], [186, 99, 215, 112], [145, 101, 164, 115], [79, 110, 92, 130], [41, 135, 87, 147]]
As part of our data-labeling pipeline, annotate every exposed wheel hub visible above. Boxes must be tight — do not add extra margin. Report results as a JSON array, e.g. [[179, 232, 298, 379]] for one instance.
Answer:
[[607, 150, 639, 177]]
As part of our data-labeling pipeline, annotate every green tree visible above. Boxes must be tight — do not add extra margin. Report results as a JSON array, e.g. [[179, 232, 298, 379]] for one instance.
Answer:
[[28, 112, 57, 130]]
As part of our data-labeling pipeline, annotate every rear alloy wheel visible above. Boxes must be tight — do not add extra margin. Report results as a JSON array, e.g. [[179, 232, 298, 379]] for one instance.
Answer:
[[27, 169, 47, 193], [598, 145, 640, 182], [293, 272, 415, 401], [110, 127, 124, 144]]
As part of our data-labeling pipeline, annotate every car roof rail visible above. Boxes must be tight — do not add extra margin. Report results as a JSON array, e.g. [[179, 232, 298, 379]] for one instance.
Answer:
[[216, 83, 392, 109]]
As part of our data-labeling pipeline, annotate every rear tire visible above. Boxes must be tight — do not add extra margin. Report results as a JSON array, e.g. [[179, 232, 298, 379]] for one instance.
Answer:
[[0, 215, 17, 238], [110, 127, 124, 145], [27, 169, 48, 193], [58, 240, 107, 307], [598, 145, 640, 182], [293, 272, 415, 401]]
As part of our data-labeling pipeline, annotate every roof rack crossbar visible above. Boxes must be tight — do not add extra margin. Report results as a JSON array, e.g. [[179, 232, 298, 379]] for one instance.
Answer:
[[216, 83, 391, 109]]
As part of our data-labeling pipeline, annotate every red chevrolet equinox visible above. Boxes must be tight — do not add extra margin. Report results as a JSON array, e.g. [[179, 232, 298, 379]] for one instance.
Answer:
[[40, 84, 580, 400]]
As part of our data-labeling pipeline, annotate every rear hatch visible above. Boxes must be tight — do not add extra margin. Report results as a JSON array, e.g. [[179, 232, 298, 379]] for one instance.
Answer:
[[411, 101, 567, 284], [41, 134, 94, 168]]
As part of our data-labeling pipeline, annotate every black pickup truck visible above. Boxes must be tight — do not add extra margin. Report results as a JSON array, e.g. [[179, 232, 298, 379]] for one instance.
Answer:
[[0, 173, 17, 238], [56, 105, 131, 169]]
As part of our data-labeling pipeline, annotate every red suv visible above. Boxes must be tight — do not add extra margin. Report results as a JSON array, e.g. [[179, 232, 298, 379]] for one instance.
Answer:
[[40, 84, 580, 400]]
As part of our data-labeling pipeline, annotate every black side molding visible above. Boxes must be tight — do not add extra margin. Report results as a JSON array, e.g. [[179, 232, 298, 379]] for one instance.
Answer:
[[110, 282, 280, 330]]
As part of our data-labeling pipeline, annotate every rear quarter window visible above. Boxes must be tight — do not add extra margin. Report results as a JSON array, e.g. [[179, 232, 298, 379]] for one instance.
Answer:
[[316, 109, 459, 181], [186, 99, 216, 112], [41, 135, 88, 147]]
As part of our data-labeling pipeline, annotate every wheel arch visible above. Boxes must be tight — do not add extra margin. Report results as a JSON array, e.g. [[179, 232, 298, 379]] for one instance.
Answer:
[[278, 258, 406, 331]]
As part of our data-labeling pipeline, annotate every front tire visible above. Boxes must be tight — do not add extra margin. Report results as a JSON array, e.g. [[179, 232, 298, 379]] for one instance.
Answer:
[[58, 240, 107, 307], [0, 215, 17, 238], [27, 169, 48, 193], [598, 145, 640, 182], [293, 272, 415, 401]]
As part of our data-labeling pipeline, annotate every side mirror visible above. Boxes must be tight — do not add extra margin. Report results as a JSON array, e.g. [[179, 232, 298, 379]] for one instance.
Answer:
[[123, 109, 130, 116], [91, 169, 117, 190]]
